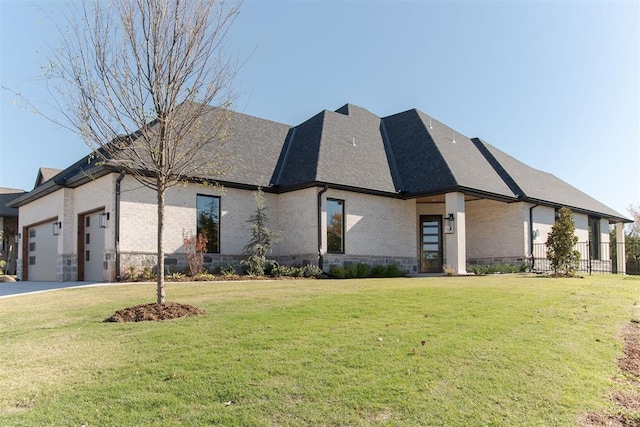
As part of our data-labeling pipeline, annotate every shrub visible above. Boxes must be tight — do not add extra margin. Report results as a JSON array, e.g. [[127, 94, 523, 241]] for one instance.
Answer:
[[270, 264, 293, 277], [141, 265, 156, 281], [546, 207, 580, 276], [302, 265, 323, 278], [469, 263, 524, 276], [182, 229, 208, 276], [241, 255, 267, 276], [219, 264, 237, 277], [242, 188, 281, 277], [193, 272, 217, 281], [384, 263, 403, 277], [166, 271, 185, 281], [329, 262, 403, 279], [343, 263, 359, 279], [443, 265, 456, 276], [370, 265, 386, 277], [356, 263, 372, 278], [329, 265, 347, 279]]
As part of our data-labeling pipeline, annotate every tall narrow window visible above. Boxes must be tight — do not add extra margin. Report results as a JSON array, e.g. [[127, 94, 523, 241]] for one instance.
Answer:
[[588, 217, 601, 260], [197, 195, 220, 253], [327, 199, 344, 254]]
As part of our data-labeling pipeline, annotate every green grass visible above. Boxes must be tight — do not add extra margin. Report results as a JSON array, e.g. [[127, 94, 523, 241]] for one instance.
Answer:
[[0, 275, 638, 426]]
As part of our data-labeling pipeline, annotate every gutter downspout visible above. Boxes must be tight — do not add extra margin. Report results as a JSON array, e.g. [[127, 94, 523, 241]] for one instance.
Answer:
[[317, 185, 329, 271], [115, 171, 125, 281], [529, 203, 539, 272]]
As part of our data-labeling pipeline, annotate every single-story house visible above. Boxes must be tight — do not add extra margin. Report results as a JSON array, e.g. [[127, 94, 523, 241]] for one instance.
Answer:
[[0, 188, 26, 275], [8, 103, 630, 281]]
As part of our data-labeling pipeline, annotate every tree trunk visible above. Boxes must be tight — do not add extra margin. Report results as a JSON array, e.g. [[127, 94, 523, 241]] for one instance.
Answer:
[[156, 178, 166, 305]]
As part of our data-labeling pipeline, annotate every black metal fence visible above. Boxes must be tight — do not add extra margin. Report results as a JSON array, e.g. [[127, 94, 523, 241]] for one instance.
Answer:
[[532, 241, 640, 275]]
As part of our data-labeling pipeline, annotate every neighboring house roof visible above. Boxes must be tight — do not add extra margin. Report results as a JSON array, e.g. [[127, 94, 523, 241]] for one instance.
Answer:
[[7, 103, 630, 222], [0, 188, 26, 217], [35, 167, 63, 188]]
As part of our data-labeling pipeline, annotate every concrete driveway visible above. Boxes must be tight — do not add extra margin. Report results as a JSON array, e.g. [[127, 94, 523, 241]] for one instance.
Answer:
[[0, 281, 105, 298]]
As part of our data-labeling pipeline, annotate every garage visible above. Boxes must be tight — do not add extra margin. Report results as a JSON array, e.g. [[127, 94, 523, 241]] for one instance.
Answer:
[[26, 220, 58, 281]]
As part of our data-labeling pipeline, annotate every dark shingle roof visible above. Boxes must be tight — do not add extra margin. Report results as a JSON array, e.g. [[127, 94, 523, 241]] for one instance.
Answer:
[[274, 104, 395, 192], [381, 110, 516, 199], [9, 102, 627, 222], [0, 188, 25, 217], [473, 138, 627, 220], [214, 110, 292, 187]]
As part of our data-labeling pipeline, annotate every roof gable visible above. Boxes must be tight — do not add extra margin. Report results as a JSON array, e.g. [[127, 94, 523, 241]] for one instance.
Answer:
[[381, 109, 457, 195], [35, 167, 63, 188]]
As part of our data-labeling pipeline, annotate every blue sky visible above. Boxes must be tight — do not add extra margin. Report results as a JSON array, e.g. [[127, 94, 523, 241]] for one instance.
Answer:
[[1, 0, 638, 217]]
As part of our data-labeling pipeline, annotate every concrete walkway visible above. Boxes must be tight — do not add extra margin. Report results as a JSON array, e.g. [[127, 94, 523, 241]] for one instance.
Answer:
[[0, 280, 106, 298]]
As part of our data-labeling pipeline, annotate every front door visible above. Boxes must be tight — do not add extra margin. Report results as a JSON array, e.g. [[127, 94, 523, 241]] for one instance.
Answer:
[[420, 215, 443, 273]]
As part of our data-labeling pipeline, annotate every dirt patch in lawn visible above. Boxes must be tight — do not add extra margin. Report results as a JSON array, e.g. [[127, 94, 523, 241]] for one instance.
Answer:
[[104, 302, 205, 322], [579, 321, 640, 426], [619, 321, 640, 377]]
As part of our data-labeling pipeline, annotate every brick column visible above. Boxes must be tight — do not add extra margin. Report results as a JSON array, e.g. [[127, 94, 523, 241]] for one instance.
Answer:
[[445, 192, 467, 274], [616, 222, 626, 275]]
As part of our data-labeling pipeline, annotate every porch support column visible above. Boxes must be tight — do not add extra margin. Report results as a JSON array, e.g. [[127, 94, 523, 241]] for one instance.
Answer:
[[445, 192, 467, 275], [616, 222, 626, 275]]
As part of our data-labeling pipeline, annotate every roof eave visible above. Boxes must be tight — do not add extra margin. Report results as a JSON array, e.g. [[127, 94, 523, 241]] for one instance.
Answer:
[[522, 197, 632, 223]]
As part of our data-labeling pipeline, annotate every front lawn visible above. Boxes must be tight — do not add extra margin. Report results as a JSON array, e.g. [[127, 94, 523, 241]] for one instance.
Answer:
[[0, 275, 638, 425]]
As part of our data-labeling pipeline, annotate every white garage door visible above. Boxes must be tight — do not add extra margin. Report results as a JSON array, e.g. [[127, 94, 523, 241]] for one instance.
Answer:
[[27, 221, 58, 281]]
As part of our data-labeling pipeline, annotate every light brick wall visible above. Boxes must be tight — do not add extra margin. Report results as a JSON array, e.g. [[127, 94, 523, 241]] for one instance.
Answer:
[[73, 174, 116, 251], [573, 213, 589, 243], [322, 189, 416, 257], [120, 180, 272, 255], [465, 199, 526, 261], [275, 187, 318, 256]]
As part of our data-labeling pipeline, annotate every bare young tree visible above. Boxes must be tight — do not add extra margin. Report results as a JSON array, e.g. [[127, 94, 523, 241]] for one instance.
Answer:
[[49, 0, 240, 304]]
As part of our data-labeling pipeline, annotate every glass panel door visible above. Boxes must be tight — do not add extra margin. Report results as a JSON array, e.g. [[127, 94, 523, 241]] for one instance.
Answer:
[[420, 215, 443, 273]]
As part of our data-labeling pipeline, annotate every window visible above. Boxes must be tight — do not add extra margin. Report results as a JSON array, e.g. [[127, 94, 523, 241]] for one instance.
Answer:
[[86, 216, 91, 228], [197, 195, 220, 253], [588, 217, 601, 260], [327, 199, 344, 253]]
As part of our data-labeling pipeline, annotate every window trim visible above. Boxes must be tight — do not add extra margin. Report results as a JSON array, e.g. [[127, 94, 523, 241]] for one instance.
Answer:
[[326, 198, 345, 254], [196, 194, 221, 254]]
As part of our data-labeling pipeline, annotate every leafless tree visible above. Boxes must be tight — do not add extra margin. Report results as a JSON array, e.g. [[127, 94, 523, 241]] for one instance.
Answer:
[[49, 0, 240, 304]]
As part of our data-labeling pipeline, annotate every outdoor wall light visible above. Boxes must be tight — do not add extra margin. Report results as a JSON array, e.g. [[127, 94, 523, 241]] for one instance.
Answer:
[[52, 222, 62, 236], [99, 212, 110, 229], [445, 213, 455, 234]]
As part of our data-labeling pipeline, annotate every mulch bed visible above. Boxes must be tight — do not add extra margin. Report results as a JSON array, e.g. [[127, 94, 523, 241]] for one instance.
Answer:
[[103, 302, 205, 323]]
